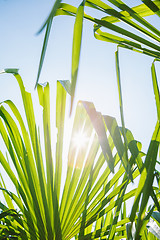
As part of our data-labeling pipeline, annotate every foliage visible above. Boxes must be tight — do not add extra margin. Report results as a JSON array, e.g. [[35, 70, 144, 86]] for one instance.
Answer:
[[37, 0, 160, 110], [1, 0, 160, 239], [0, 65, 159, 239], [0, 70, 131, 238]]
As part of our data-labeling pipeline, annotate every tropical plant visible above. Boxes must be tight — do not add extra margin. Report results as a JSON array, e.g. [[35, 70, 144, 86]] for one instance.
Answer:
[[0, 65, 160, 239], [0, 68, 150, 239], [1, 0, 160, 239], [35, 1, 160, 237], [36, 0, 160, 110]]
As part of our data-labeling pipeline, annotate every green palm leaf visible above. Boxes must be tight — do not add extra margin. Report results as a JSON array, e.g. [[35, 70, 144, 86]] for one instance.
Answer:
[[34, 0, 160, 118], [0, 69, 144, 239]]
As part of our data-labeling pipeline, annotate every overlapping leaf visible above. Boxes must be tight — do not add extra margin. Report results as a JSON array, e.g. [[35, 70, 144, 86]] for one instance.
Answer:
[[0, 69, 145, 239], [35, 0, 160, 100]]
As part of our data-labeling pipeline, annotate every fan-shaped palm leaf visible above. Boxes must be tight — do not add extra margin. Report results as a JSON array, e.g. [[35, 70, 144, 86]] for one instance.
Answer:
[[0, 69, 145, 239]]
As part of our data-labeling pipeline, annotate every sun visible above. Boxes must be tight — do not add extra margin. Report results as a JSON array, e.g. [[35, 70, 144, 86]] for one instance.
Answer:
[[72, 130, 88, 150]]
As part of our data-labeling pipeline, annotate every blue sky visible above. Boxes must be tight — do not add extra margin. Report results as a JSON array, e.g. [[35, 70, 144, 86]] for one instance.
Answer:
[[0, 0, 159, 154]]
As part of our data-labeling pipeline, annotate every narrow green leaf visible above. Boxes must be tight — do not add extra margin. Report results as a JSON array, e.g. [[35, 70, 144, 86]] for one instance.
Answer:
[[55, 81, 67, 203], [54, 3, 160, 58], [106, 0, 160, 36], [94, 28, 160, 59], [0, 68, 19, 74], [142, 0, 160, 17], [107, 180, 128, 239], [130, 122, 160, 238], [126, 223, 133, 240], [115, 49, 133, 182], [0, 209, 20, 220], [38, 0, 62, 34], [87, 0, 160, 42], [152, 212, 160, 224], [71, 0, 85, 113], [37, 82, 55, 234], [101, 1, 160, 24], [82, 101, 114, 172], [61, 101, 93, 234], [58, 80, 71, 95], [36, 0, 62, 87], [0, 174, 14, 209], [35, 20, 52, 88], [0, 70, 50, 239], [104, 115, 133, 181], [151, 59, 160, 121], [93, 18, 160, 52], [60, 102, 87, 224], [147, 219, 160, 239]]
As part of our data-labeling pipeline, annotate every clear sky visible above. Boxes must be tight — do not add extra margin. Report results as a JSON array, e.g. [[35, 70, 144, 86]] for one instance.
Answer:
[[0, 0, 159, 154]]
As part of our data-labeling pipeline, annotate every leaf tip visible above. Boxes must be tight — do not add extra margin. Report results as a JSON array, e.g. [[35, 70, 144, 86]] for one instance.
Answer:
[[0, 68, 19, 75]]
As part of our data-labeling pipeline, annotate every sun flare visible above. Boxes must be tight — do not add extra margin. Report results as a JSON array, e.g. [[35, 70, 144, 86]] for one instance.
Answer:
[[72, 131, 88, 149]]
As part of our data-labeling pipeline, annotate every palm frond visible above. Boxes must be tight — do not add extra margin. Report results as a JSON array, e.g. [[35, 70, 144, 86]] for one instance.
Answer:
[[0, 69, 145, 239]]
